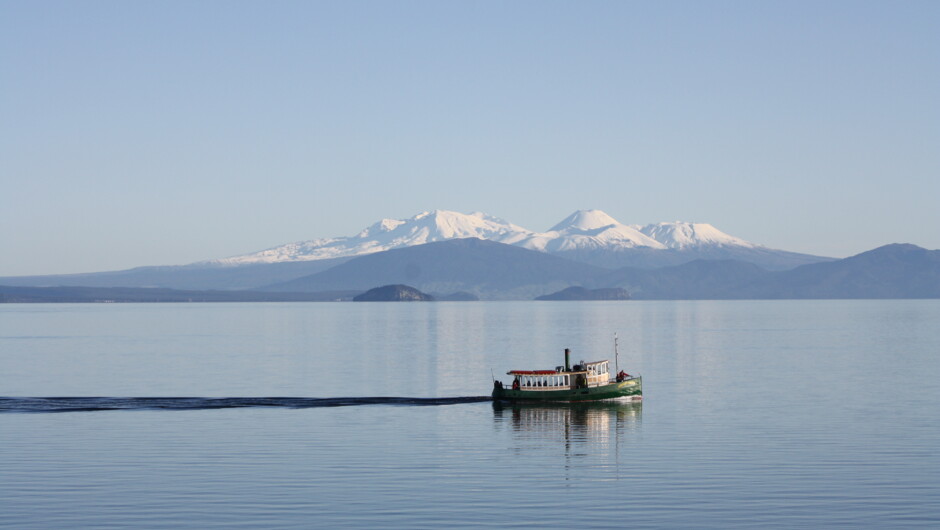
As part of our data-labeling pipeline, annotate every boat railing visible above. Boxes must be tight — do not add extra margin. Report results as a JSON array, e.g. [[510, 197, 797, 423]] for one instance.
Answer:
[[516, 383, 573, 391]]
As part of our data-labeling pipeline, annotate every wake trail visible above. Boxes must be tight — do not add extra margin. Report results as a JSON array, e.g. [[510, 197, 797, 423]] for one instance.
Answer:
[[0, 396, 493, 413]]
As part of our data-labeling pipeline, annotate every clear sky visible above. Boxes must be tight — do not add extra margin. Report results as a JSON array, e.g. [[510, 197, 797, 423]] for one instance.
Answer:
[[2, 0, 938, 276]]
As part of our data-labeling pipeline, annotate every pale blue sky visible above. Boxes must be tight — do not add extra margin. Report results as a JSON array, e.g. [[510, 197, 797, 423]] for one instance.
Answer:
[[2, 1, 938, 276]]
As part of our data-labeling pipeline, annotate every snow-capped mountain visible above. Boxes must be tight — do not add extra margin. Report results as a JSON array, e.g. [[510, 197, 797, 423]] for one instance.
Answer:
[[637, 222, 756, 249], [515, 210, 666, 252], [213, 210, 533, 265], [211, 209, 772, 267], [0, 209, 834, 294]]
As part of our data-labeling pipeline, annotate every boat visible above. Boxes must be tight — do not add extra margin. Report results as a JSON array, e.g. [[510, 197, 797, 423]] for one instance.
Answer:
[[491, 342, 642, 403]]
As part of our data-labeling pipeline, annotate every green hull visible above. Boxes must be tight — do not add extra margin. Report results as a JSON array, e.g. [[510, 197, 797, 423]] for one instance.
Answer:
[[492, 377, 642, 403]]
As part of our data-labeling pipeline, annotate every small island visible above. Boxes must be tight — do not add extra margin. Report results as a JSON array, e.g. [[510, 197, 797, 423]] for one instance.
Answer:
[[535, 286, 630, 301], [353, 284, 434, 302]]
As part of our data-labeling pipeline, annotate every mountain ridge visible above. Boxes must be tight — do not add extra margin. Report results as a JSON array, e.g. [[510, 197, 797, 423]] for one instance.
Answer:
[[1, 242, 935, 301], [208, 209, 831, 271], [259, 240, 938, 300], [263, 238, 609, 300], [720, 243, 940, 299]]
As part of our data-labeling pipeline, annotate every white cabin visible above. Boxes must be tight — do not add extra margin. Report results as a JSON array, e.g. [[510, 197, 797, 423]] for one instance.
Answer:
[[508, 360, 611, 391]]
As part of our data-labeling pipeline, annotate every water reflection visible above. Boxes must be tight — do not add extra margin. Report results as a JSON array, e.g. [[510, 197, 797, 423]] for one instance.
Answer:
[[493, 400, 641, 433], [492, 401, 642, 479]]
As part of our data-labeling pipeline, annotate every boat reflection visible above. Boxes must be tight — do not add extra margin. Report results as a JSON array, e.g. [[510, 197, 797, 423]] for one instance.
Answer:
[[493, 400, 641, 435], [492, 401, 642, 473]]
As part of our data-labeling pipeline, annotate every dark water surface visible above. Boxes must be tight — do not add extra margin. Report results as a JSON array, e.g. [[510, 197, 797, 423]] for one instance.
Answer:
[[2, 301, 939, 528]]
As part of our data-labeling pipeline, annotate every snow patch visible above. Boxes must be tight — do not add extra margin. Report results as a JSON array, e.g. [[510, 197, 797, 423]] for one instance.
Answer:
[[549, 209, 621, 232], [638, 222, 758, 249]]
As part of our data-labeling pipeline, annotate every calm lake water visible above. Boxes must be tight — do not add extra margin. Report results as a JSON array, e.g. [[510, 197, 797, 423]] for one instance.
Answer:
[[2, 301, 939, 528]]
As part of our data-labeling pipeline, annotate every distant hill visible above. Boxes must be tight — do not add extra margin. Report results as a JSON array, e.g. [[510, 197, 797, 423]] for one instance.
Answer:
[[0, 285, 359, 303], [535, 287, 630, 301], [352, 285, 434, 302], [264, 238, 609, 300], [258, 242, 940, 300], [600, 244, 940, 299], [0, 258, 350, 291], [552, 245, 828, 271], [4, 239, 936, 301], [723, 244, 940, 299], [603, 259, 769, 299]]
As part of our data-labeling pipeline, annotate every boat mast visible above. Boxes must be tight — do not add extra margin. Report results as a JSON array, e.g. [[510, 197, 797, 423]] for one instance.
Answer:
[[614, 332, 619, 375]]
